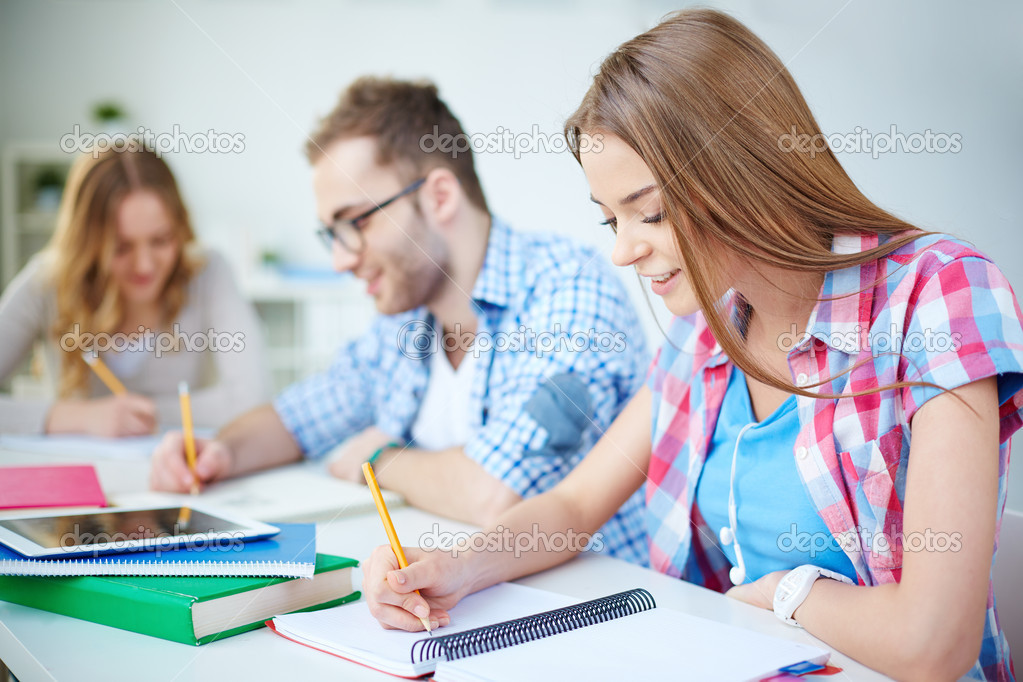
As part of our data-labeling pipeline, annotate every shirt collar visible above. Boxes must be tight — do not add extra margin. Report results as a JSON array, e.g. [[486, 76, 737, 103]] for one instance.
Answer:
[[702, 232, 881, 367], [470, 217, 521, 309], [802, 231, 880, 356]]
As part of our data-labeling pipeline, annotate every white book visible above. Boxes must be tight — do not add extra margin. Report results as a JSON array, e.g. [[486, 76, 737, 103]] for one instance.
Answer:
[[112, 465, 404, 523], [0, 434, 168, 460]]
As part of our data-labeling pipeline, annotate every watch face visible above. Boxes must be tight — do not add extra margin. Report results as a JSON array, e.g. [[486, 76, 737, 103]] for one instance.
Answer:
[[778, 583, 795, 600], [775, 566, 822, 626]]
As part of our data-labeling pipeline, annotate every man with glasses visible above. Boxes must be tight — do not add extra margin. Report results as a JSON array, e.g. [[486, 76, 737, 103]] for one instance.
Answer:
[[150, 77, 649, 565]]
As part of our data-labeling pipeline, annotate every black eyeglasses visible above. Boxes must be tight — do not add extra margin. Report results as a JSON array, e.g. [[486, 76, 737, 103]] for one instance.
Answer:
[[316, 177, 426, 254]]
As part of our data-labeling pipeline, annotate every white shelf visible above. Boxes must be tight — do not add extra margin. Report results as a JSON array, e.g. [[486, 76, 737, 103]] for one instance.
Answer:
[[245, 271, 375, 392], [1, 143, 72, 288], [242, 271, 364, 302]]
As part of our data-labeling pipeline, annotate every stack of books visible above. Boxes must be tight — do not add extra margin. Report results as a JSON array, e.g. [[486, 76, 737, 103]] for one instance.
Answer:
[[0, 466, 357, 646]]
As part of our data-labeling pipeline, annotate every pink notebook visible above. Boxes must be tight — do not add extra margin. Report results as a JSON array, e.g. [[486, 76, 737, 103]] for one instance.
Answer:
[[0, 465, 106, 510]]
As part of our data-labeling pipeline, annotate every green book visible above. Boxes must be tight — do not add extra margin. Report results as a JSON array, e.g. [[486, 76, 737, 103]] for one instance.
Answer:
[[0, 553, 359, 645]]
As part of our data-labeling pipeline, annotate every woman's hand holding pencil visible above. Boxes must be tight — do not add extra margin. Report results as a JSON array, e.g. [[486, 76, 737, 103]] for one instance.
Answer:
[[362, 542, 469, 632], [45, 394, 157, 437], [45, 350, 158, 437], [362, 462, 478, 633]]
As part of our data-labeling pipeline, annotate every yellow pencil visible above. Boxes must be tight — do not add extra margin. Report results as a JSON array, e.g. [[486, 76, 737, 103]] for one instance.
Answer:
[[81, 351, 127, 395], [176, 382, 199, 529], [362, 461, 432, 635], [177, 381, 199, 496]]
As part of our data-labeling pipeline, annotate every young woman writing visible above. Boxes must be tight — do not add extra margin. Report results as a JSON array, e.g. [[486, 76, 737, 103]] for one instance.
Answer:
[[361, 10, 1021, 680], [0, 143, 268, 435]]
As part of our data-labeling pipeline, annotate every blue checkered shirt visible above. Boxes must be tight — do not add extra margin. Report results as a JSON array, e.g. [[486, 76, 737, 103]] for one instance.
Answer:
[[274, 218, 650, 565]]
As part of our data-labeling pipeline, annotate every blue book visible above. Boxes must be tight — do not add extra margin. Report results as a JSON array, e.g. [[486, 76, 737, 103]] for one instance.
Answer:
[[0, 523, 316, 578]]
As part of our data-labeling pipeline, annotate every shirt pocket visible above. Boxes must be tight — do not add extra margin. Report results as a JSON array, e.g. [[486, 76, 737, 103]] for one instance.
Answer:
[[837, 424, 907, 572]]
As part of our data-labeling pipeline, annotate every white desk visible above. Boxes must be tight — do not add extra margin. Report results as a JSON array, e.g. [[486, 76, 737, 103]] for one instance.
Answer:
[[0, 444, 891, 681], [0, 503, 891, 681]]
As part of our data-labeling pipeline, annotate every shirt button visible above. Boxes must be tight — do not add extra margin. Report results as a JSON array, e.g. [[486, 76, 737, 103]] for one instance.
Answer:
[[796, 373, 809, 386], [796, 446, 809, 460]]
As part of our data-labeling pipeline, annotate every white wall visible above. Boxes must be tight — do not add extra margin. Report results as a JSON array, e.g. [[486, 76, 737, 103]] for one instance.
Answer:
[[2, 0, 1021, 508]]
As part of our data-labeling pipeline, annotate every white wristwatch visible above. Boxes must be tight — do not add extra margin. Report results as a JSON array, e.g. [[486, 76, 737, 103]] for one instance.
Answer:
[[773, 565, 854, 627]]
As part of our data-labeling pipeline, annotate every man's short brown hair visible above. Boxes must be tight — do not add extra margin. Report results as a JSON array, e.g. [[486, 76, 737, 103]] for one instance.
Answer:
[[306, 77, 489, 214]]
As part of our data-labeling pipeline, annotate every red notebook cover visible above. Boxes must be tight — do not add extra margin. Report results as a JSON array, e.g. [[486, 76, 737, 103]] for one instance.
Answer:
[[0, 465, 106, 509]]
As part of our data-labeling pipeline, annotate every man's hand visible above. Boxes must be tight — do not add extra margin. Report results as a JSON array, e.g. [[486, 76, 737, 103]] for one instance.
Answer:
[[150, 431, 235, 492], [328, 426, 399, 482]]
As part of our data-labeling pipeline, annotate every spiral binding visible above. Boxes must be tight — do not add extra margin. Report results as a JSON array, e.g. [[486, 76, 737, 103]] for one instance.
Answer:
[[0, 558, 314, 578], [410, 588, 656, 663]]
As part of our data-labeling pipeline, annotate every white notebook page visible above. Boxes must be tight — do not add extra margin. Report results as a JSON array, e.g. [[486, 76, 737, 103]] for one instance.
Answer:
[[433, 606, 830, 682], [271, 582, 576, 676]]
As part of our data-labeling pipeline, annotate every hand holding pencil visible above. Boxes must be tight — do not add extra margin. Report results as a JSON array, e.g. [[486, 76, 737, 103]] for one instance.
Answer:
[[44, 351, 156, 437], [361, 461, 482, 635], [363, 462, 433, 634], [148, 431, 234, 493]]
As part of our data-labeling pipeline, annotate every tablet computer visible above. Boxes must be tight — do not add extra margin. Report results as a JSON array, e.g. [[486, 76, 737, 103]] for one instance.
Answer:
[[0, 504, 280, 559]]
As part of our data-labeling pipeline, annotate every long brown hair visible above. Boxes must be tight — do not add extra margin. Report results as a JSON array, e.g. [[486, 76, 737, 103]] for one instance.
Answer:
[[47, 143, 197, 397], [565, 9, 934, 399]]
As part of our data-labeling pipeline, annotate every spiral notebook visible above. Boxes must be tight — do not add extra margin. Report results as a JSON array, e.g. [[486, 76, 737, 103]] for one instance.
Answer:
[[0, 522, 316, 578], [268, 583, 831, 680]]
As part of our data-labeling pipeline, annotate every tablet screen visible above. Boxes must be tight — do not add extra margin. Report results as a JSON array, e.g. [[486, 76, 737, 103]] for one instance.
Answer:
[[0, 507, 247, 550]]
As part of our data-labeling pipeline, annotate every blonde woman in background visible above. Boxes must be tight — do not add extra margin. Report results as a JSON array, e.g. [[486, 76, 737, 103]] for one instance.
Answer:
[[0, 143, 268, 435]]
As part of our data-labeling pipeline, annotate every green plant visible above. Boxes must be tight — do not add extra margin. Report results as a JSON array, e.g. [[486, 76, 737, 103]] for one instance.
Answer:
[[260, 249, 282, 267], [34, 168, 65, 190], [92, 101, 126, 122]]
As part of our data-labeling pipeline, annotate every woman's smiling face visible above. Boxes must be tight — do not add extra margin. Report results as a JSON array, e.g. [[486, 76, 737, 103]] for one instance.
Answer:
[[110, 189, 180, 307], [580, 132, 701, 317]]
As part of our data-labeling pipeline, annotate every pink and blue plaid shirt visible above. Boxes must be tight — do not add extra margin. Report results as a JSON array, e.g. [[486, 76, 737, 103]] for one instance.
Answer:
[[646, 231, 1023, 681]]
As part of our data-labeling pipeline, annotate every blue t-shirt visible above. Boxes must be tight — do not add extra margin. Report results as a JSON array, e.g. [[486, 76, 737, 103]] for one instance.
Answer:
[[696, 366, 857, 583]]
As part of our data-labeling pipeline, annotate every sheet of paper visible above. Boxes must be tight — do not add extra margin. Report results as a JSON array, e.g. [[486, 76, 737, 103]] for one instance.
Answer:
[[0, 434, 165, 460]]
